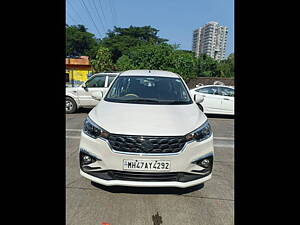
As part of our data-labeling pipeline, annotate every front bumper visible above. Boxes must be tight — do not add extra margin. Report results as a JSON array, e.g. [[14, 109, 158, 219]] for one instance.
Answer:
[[80, 169, 212, 188], [79, 131, 214, 188]]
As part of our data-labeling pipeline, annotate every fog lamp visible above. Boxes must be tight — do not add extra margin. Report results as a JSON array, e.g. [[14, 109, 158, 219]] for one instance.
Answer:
[[201, 159, 210, 168], [83, 155, 92, 164]]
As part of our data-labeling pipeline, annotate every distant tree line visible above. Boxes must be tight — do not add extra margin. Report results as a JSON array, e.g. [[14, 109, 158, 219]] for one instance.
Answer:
[[66, 24, 234, 81]]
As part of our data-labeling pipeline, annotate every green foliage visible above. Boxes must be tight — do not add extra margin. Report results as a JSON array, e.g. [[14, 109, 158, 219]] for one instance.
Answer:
[[91, 47, 114, 73], [194, 53, 234, 77], [126, 44, 174, 69], [195, 54, 219, 77], [115, 44, 197, 81], [111, 26, 168, 43], [100, 26, 168, 63], [167, 50, 197, 81], [66, 24, 234, 80], [215, 53, 234, 77], [115, 55, 136, 71], [66, 25, 98, 58]]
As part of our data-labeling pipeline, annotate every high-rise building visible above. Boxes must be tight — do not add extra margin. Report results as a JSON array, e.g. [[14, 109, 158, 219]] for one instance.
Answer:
[[192, 21, 228, 60]]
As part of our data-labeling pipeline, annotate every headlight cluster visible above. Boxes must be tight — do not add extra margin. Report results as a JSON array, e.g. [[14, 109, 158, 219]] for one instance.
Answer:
[[83, 117, 110, 139], [185, 120, 212, 142]]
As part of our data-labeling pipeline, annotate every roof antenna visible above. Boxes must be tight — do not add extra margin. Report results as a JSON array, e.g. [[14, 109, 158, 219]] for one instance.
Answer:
[[149, 70, 151, 73]]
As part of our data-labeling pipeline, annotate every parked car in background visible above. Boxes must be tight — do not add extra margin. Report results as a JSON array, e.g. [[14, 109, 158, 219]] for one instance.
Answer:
[[79, 70, 214, 188], [190, 85, 234, 115], [66, 72, 120, 113]]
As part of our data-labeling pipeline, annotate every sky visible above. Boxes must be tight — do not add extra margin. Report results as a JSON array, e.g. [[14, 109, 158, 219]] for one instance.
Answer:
[[66, 0, 234, 57]]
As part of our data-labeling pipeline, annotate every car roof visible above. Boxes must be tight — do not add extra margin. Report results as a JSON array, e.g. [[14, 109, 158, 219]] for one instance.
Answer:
[[191, 84, 234, 90], [119, 70, 181, 78], [93, 72, 120, 76]]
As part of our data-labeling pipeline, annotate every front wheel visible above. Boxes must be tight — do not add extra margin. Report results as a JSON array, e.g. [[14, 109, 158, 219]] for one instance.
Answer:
[[66, 97, 77, 114]]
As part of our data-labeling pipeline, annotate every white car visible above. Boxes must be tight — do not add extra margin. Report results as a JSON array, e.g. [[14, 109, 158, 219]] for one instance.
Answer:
[[190, 85, 234, 115], [65, 72, 119, 113], [79, 70, 214, 188]]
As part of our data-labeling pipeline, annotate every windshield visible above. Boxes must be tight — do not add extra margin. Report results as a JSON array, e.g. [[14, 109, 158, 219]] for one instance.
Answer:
[[104, 76, 193, 105]]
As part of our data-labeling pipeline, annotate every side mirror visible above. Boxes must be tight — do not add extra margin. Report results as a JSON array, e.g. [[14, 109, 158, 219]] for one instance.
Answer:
[[82, 83, 86, 88], [194, 93, 204, 104], [91, 91, 103, 101]]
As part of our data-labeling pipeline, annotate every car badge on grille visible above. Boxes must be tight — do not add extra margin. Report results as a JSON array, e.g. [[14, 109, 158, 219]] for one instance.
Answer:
[[141, 139, 153, 152], [138, 137, 145, 141]]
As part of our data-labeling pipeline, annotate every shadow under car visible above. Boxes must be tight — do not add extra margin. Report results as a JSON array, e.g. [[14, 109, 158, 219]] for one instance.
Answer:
[[91, 181, 204, 195]]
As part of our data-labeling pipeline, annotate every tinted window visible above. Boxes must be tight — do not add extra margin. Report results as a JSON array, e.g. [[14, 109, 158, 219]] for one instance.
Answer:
[[85, 76, 106, 88], [107, 76, 116, 86], [196, 86, 219, 95], [105, 76, 192, 105], [219, 87, 234, 96]]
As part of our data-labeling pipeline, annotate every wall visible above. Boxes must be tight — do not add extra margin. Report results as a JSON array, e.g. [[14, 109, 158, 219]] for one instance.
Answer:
[[66, 56, 92, 87], [66, 66, 92, 86], [186, 77, 234, 89], [66, 65, 92, 86]]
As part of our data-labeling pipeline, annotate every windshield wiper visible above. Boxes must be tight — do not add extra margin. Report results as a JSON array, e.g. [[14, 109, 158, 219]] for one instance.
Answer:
[[106, 98, 190, 104], [167, 100, 190, 104], [125, 98, 160, 103]]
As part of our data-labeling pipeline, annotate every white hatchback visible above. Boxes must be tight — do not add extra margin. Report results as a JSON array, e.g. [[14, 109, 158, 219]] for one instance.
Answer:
[[190, 85, 234, 115], [79, 70, 214, 188], [65, 72, 119, 113]]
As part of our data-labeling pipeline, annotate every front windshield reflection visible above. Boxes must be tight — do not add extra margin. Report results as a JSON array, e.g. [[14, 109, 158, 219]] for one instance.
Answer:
[[104, 76, 192, 105]]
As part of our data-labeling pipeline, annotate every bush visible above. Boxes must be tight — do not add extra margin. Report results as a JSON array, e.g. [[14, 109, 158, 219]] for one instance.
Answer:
[[116, 44, 197, 81], [91, 47, 114, 73]]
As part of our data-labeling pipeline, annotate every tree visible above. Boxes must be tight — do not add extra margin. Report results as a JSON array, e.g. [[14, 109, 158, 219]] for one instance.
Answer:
[[116, 43, 197, 81], [215, 53, 234, 77], [226, 53, 234, 77], [100, 26, 168, 62], [66, 24, 98, 58], [195, 54, 219, 77], [169, 50, 197, 81], [115, 55, 136, 71], [91, 47, 114, 73]]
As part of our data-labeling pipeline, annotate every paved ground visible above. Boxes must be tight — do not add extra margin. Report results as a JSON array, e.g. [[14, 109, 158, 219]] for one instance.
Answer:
[[66, 109, 234, 225]]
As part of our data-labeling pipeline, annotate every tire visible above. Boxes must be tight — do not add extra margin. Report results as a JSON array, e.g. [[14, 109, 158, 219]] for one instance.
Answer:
[[66, 97, 77, 114], [197, 103, 203, 112]]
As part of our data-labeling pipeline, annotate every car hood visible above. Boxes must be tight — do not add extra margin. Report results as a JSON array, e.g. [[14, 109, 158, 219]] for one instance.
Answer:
[[65, 87, 78, 92], [88, 100, 207, 136]]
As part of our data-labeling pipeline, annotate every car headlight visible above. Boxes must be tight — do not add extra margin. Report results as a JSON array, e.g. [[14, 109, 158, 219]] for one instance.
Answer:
[[185, 120, 212, 142], [83, 117, 110, 139]]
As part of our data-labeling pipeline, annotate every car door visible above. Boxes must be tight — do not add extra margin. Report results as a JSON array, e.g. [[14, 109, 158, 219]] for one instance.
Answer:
[[218, 87, 234, 114], [195, 86, 223, 113], [76, 75, 107, 107]]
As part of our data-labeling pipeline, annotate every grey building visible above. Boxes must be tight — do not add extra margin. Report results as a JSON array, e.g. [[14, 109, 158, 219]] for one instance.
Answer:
[[192, 21, 228, 60]]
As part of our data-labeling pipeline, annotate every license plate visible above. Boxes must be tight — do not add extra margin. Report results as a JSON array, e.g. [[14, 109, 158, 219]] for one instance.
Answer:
[[123, 159, 171, 171]]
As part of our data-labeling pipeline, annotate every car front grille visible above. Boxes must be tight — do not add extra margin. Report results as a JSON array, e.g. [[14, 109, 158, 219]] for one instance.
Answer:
[[112, 171, 178, 182], [107, 134, 188, 154]]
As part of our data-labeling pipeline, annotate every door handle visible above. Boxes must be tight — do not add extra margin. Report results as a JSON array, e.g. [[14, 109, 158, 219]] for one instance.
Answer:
[[223, 98, 230, 100]]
